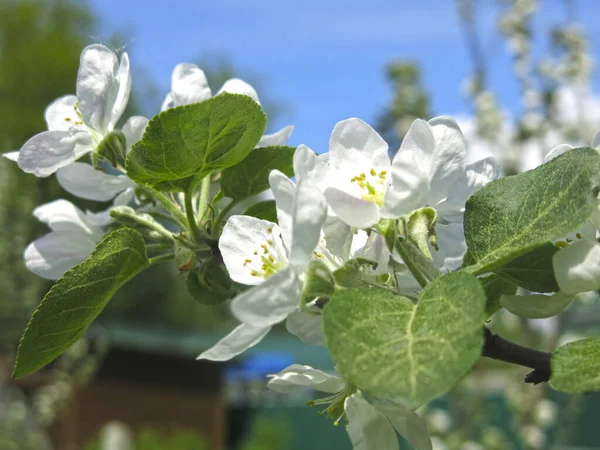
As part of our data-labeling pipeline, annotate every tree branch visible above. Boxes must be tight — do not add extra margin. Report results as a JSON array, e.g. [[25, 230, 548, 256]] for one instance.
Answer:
[[481, 328, 551, 384]]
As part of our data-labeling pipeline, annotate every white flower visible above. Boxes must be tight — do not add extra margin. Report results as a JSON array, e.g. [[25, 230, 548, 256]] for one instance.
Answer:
[[162, 62, 294, 147], [55, 116, 148, 206], [197, 170, 327, 361], [24, 199, 111, 280], [267, 364, 432, 450], [14, 45, 133, 177]]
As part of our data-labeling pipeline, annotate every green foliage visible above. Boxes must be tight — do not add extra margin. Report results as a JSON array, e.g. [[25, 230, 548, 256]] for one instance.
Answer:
[[500, 292, 573, 319], [13, 229, 149, 378], [302, 260, 335, 299], [220, 146, 295, 200], [551, 336, 600, 393], [494, 243, 560, 293], [126, 93, 266, 191], [478, 273, 517, 317], [323, 272, 486, 407], [333, 258, 384, 289], [243, 200, 277, 222], [463, 147, 600, 275], [186, 264, 233, 305]]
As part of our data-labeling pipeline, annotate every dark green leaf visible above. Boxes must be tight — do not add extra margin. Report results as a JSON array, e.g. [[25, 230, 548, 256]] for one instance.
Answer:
[[463, 148, 600, 275], [303, 260, 335, 300], [478, 273, 517, 317], [323, 272, 486, 407], [243, 200, 277, 223], [187, 264, 232, 305], [496, 243, 559, 293], [220, 146, 295, 200], [13, 229, 148, 378], [126, 93, 267, 191], [551, 336, 600, 393]]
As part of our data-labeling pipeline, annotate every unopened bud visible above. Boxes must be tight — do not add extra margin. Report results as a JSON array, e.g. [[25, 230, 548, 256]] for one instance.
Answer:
[[95, 131, 127, 168]]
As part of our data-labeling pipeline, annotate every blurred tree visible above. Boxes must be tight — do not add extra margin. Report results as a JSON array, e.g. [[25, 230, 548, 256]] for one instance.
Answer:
[[376, 61, 430, 150], [0, 0, 96, 348]]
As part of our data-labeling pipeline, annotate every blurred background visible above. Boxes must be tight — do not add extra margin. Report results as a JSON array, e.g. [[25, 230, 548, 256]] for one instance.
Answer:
[[2, 0, 600, 449]]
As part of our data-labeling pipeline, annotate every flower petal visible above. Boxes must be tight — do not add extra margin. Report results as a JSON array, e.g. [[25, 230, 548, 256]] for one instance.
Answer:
[[217, 78, 260, 104], [17, 130, 93, 177], [196, 323, 271, 361], [323, 216, 353, 262], [285, 309, 324, 346], [269, 170, 296, 248], [113, 187, 136, 206], [32, 199, 104, 234], [324, 187, 380, 229], [121, 116, 149, 152], [592, 131, 600, 151], [44, 95, 79, 131], [381, 149, 429, 219], [553, 239, 600, 294], [24, 231, 99, 280], [2, 151, 19, 162], [289, 179, 328, 268], [257, 125, 294, 147], [267, 364, 345, 394], [293, 144, 328, 186], [219, 215, 286, 286], [329, 118, 389, 172], [76, 45, 130, 133], [432, 222, 466, 272], [544, 144, 574, 163], [373, 400, 432, 450], [231, 267, 302, 327], [57, 163, 134, 201], [427, 116, 468, 206], [400, 118, 435, 157], [345, 393, 400, 450], [170, 63, 212, 107]]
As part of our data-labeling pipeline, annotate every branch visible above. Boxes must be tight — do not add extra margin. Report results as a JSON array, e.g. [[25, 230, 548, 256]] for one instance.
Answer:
[[481, 328, 552, 385]]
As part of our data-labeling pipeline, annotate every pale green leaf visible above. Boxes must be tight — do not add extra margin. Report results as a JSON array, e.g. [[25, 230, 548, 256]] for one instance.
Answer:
[[551, 336, 600, 393], [323, 272, 486, 407], [126, 93, 266, 191], [496, 243, 559, 293], [220, 146, 295, 200], [13, 229, 148, 378], [500, 292, 573, 319], [463, 147, 600, 275], [479, 273, 517, 317]]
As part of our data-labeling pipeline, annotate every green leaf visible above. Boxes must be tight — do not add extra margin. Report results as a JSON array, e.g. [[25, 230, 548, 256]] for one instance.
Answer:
[[187, 264, 232, 305], [551, 336, 600, 393], [478, 273, 517, 317], [13, 229, 149, 378], [496, 243, 559, 293], [126, 93, 267, 191], [323, 272, 486, 407], [220, 146, 295, 200], [333, 258, 383, 289], [463, 147, 600, 275], [303, 260, 335, 299], [500, 292, 573, 319], [243, 200, 278, 223]]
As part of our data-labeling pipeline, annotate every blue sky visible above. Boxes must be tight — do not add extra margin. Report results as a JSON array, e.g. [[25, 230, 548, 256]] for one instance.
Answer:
[[90, 0, 600, 151]]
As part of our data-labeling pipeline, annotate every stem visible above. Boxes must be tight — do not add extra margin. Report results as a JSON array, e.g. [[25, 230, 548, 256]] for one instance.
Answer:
[[213, 199, 239, 235], [148, 253, 175, 265], [481, 328, 552, 384], [196, 176, 211, 222], [394, 238, 429, 288], [185, 183, 204, 243], [140, 186, 188, 229], [145, 243, 172, 252]]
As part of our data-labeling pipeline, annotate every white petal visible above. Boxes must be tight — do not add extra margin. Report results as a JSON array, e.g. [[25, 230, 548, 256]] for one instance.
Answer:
[[231, 268, 302, 327], [293, 144, 328, 186], [121, 116, 149, 151], [76, 45, 130, 133], [170, 63, 212, 107], [219, 215, 286, 286], [2, 151, 19, 162], [591, 131, 600, 150], [257, 125, 294, 147], [345, 393, 400, 450], [267, 364, 345, 394], [432, 222, 466, 272], [33, 199, 97, 234], [285, 309, 324, 346], [17, 130, 93, 177], [381, 149, 429, 219], [24, 231, 98, 280], [57, 163, 134, 201], [113, 187, 136, 206], [324, 187, 380, 229], [217, 78, 260, 105], [44, 95, 79, 131], [289, 179, 328, 268], [196, 323, 271, 361], [353, 232, 390, 274], [500, 292, 574, 319], [269, 170, 296, 248], [427, 116, 468, 206], [553, 240, 600, 294], [544, 144, 574, 163], [323, 216, 353, 261], [329, 118, 389, 172], [400, 118, 435, 157], [373, 400, 432, 450], [161, 93, 174, 111]]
